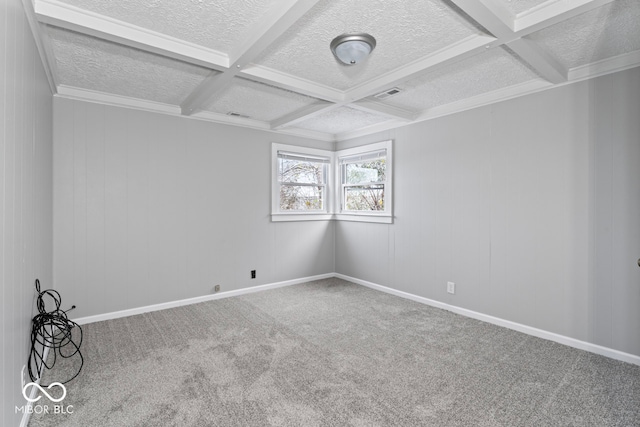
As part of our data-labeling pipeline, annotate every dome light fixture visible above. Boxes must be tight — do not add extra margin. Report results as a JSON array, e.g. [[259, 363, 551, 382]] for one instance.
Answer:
[[330, 33, 376, 65]]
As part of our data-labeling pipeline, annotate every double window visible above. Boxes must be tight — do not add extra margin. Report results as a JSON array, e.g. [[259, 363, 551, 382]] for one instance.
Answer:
[[272, 140, 392, 223]]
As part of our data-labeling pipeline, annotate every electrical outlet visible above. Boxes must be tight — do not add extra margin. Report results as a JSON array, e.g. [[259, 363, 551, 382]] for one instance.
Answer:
[[251, 270, 256, 279], [214, 285, 220, 293], [447, 281, 455, 294]]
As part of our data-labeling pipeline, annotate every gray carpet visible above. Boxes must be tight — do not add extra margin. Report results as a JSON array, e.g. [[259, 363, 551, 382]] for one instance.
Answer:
[[29, 278, 640, 426]]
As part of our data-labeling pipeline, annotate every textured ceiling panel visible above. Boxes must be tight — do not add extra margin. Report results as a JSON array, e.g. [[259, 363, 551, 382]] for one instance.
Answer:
[[254, 0, 484, 90], [498, 0, 553, 16], [293, 106, 390, 135], [55, 0, 277, 53], [47, 26, 212, 105], [379, 47, 540, 111], [204, 78, 320, 121], [527, 0, 640, 69]]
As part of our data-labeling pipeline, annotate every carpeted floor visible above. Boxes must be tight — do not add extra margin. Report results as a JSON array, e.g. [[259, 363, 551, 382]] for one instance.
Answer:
[[29, 278, 640, 426]]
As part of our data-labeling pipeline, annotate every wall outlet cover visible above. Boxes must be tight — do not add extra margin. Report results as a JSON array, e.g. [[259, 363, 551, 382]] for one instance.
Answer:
[[447, 281, 455, 294]]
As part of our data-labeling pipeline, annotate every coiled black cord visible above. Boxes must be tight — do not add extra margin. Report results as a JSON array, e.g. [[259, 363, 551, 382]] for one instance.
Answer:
[[28, 279, 84, 385]]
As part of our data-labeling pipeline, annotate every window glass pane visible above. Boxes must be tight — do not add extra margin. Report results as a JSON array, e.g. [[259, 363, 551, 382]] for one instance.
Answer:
[[344, 184, 384, 211], [344, 158, 386, 184], [279, 157, 326, 184], [280, 185, 324, 210]]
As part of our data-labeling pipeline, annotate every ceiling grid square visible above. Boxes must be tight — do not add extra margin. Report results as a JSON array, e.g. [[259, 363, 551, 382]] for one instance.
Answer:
[[23, 0, 640, 141], [46, 25, 213, 105]]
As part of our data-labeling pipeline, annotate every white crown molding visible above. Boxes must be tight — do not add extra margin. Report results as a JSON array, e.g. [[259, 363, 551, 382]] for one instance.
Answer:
[[20, 0, 57, 94], [55, 85, 336, 142], [34, 0, 229, 70], [56, 85, 181, 114], [191, 111, 336, 142], [514, 0, 617, 35], [568, 50, 640, 83], [336, 79, 551, 141]]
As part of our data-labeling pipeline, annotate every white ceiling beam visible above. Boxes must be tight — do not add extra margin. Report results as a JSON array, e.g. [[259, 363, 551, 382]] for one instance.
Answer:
[[350, 100, 418, 122], [506, 38, 567, 83], [181, 0, 321, 115], [270, 102, 337, 129], [240, 65, 344, 103], [450, 0, 567, 84], [34, 0, 229, 70], [270, 34, 496, 128], [514, 0, 617, 35], [229, 0, 321, 67], [451, 0, 516, 35], [180, 72, 234, 115]]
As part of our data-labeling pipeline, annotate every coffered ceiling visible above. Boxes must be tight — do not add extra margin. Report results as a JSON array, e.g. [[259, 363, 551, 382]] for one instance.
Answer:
[[23, 0, 640, 142]]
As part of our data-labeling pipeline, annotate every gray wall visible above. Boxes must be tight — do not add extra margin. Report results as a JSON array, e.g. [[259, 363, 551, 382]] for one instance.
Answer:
[[336, 67, 640, 357], [53, 98, 335, 318], [1, 0, 54, 425]]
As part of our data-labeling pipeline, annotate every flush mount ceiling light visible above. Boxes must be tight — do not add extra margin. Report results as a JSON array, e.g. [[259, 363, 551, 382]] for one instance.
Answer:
[[330, 33, 376, 65]]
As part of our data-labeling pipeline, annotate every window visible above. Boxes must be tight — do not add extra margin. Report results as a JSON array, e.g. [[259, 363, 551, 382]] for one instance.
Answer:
[[336, 140, 392, 223], [272, 144, 333, 221], [271, 140, 392, 223]]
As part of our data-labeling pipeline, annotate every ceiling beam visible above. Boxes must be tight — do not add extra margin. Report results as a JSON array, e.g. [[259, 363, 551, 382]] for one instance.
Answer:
[[506, 38, 567, 83], [450, 0, 567, 84], [181, 0, 321, 116], [34, 0, 229, 70], [268, 34, 495, 129], [229, 0, 320, 67], [240, 65, 344, 103], [180, 72, 234, 115], [513, 0, 617, 35]]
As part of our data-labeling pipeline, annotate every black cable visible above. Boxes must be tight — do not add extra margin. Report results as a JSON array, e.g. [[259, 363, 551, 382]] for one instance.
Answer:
[[28, 279, 84, 385]]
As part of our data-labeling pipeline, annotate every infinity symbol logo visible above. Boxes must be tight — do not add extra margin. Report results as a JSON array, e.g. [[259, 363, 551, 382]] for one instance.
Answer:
[[22, 382, 67, 403]]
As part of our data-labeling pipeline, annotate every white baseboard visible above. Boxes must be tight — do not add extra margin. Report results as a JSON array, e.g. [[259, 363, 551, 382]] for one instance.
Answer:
[[20, 345, 51, 427], [72, 272, 640, 367], [336, 273, 640, 367], [72, 273, 335, 325]]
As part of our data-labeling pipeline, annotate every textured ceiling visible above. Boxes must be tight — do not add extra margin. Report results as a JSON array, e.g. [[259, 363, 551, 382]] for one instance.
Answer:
[[204, 78, 321, 122], [27, 0, 640, 141], [526, 0, 640, 70], [380, 47, 541, 112], [46, 25, 212, 105], [54, 0, 278, 53], [294, 106, 392, 135], [254, 0, 483, 90]]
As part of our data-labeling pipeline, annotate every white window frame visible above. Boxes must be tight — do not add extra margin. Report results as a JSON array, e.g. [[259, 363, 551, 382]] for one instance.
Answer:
[[271, 140, 392, 223], [335, 140, 393, 224], [271, 143, 334, 222]]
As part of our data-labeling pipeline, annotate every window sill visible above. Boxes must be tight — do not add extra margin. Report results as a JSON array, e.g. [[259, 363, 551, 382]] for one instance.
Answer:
[[271, 213, 393, 223], [334, 213, 393, 224], [271, 213, 333, 222]]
